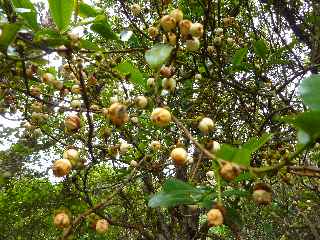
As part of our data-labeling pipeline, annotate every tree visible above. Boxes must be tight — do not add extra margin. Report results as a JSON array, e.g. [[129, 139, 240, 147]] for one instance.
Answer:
[[0, 0, 319, 239]]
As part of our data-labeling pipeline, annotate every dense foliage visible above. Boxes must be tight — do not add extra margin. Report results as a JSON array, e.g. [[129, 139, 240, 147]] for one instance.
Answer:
[[0, 0, 319, 239]]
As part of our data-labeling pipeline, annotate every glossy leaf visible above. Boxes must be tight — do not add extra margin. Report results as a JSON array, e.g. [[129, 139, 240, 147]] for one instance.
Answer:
[[299, 74, 320, 110], [114, 61, 146, 89], [243, 133, 273, 152], [232, 47, 248, 66], [48, 0, 74, 32], [145, 44, 174, 69], [91, 15, 118, 41], [79, 2, 99, 18], [0, 23, 22, 52], [148, 179, 202, 208], [12, 0, 38, 30], [34, 29, 69, 47]]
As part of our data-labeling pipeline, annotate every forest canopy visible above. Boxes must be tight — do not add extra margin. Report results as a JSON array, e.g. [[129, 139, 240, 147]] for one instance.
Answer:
[[0, 0, 319, 239]]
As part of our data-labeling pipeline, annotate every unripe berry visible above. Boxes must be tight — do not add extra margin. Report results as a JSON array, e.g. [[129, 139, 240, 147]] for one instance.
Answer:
[[207, 209, 223, 226], [130, 160, 138, 167], [148, 26, 159, 38], [53, 80, 63, 90], [30, 86, 41, 97], [147, 78, 155, 88], [162, 78, 176, 92], [70, 99, 81, 109], [150, 140, 161, 151], [52, 159, 72, 177], [195, 74, 202, 80], [170, 9, 183, 23], [135, 96, 148, 109], [65, 115, 81, 131], [179, 20, 192, 37], [170, 147, 187, 165], [31, 102, 43, 113], [71, 84, 81, 94], [42, 73, 55, 84], [160, 15, 176, 32], [54, 212, 70, 229], [120, 142, 131, 153], [108, 102, 129, 126], [220, 161, 241, 181], [130, 4, 141, 16], [151, 108, 171, 127], [186, 37, 200, 52], [63, 149, 80, 166], [215, 27, 224, 36], [95, 219, 109, 234], [213, 36, 222, 46], [198, 117, 214, 133], [160, 66, 173, 78], [189, 23, 204, 38]]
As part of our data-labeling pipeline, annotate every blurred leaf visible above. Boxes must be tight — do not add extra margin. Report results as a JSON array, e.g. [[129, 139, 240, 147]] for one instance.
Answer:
[[254, 39, 268, 58], [299, 74, 320, 110], [232, 47, 248, 66], [114, 61, 146, 89], [0, 23, 22, 52], [12, 0, 38, 30], [79, 2, 99, 18], [148, 179, 202, 208], [280, 111, 320, 143], [79, 39, 100, 51], [91, 15, 118, 41], [145, 44, 174, 69], [48, 0, 74, 32], [243, 133, 273, 152]]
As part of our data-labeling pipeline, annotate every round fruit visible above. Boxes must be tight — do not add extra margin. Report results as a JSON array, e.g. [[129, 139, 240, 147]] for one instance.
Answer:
[[30, 86, 41, 97], [63, 149, 80, 165], [207, 45, 216, 55], [71, 84, 81, 94], [211, 141, 220, 153], [160, 66, 173, 78], [147, 78, 155, 87], [207, 209, 223, 226], [213, 36, 222, 46], [190, 23, 204, 38], [53, 80, 63, 90], [252, 183, 272, 205], [64, 115, 81, 131], [151, 108, 171, 127], [52, 159, 72, 177], [195, 73, 202, 80], [179, 20, 192, 37], [160, 15, 176, 32], [42, 73, 55, 84], [70, 99, 81, 109], [135, 96, 148, 109], [186, 37, 200, 51], [120, 142, 131, 153], [170, 9, 183, 23], [54, 212, 71, 229], [95, 219, 109, 234], [219, 161, 241, 181], [108, 102, 129, 126], [198, 117, 214, 133], [162, 78, 176, 92], [170, 147, 187, 165], [150, 140, 161, 151], [130, 160, 138, 167], [148, 26, 159, 38], [215, 27, 224, 36], [206, 171, 214, 178]]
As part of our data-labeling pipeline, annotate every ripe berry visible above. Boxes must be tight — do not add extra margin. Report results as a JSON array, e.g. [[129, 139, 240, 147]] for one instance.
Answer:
[[198, 117, 214, 134], [151, 108, 171, 127], [108, 102, 129, 126], [170, 9, 183, 23], [52, 159, 72, 177], [220, 161, 241, 181], [189, 23, 204, 38], [179, 20, 192, 37], [54, 212, 71, 229], [64, 115, 81, 131], [170, 147, 187, 165], [207, 209, 223, 226], [160, 15, 176, 32], [95, 219, 109, 234]]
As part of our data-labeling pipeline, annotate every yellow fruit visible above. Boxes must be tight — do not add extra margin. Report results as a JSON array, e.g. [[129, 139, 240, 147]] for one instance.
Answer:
[[189, 23, 204, 38], [170, 147, 187, 165], [151, 108, 171, 127], [207, 209, 223, 226], [162, 78, 176, 92], [42, 73, 55, 84], [179, 20, 192, 37], [52, 159, 72, 177], [64, 115, 81, 131], [186, 37, 200, 51], [170, 9, 183, 23], [160, 15, 176, 32], [220, 161, 241, 181], [130, 4, 141, 16], [135, 96, 148, 108], [198, 117, 214, 133], [148, 26, 159, 38], [108, 102, 129, 126], [54, 212, 71, 229], [95, 219, 109, 234], [150, 140, 161, 150], [63, 149, 80, 166]]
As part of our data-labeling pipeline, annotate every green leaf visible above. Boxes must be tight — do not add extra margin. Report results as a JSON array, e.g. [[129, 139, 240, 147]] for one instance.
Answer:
[[299, 74, 320, 110], [280, 111, 320, 143], [0, 23, 22, 52], [114, 61, 146, 89], [232, 47, 248, 66], [216, 144, 252, 167], [12, 0, 38, 30], [91, 15, 118, 41], [145, 44, 174, 69], [34, 29, 69, 47], [254, 39, 268, 58], [79, 39, 100, 51], [79, 2, 99, 18], [243, 133, 273, 152], [48, 0, 74, 32], [148, 179, 202, 208]]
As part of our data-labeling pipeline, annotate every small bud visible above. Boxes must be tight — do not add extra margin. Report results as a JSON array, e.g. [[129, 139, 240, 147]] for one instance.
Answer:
[[150, 140, 161, 151], [215, 28, 224, 36], [227, 37, 235, 44], [213, 36, 222, 46], [120, 142, 131, 153], [207, 45, 216, 55], [147, 78, 156, 88], [195, 74, 202, 80], [42, 73, 55, 84], [71, 84, 81, 94], [130, 160, 138, 167], [70, 99, 81, 109], [148, 26, 159, 38], [30, 86, 41, 97]]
